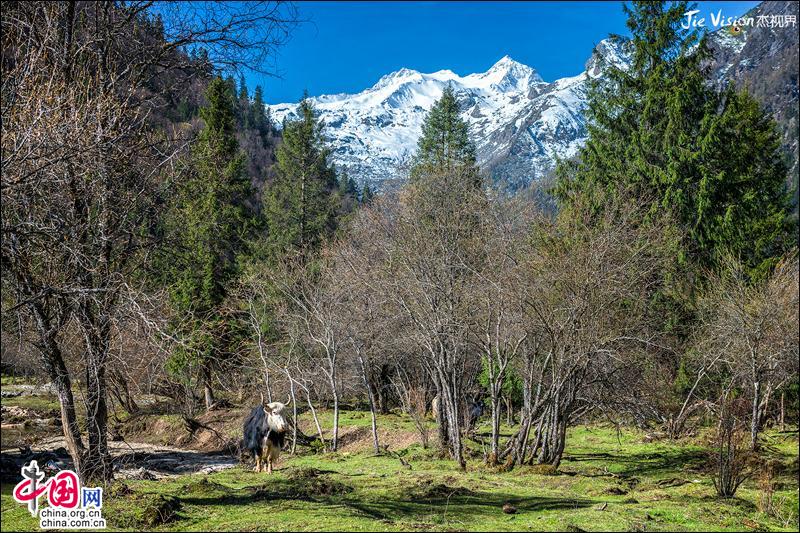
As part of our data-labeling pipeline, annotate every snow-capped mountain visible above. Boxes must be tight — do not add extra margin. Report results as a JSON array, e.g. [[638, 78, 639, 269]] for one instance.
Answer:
[[268, 39, 630, 190], [268, 1, 797, 193]]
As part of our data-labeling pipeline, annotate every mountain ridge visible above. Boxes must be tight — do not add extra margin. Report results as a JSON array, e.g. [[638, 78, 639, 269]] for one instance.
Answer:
[[268, 41, 620, 190], [268, 1, 798, 194]]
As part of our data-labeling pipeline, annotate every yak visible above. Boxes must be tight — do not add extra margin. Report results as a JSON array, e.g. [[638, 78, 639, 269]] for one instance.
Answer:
[[430, 394, 486, 431], [243, 395, 289, 474]]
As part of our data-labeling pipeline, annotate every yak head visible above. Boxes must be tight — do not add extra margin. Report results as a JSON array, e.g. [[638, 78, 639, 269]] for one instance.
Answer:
[[261, 393, 290, 433]]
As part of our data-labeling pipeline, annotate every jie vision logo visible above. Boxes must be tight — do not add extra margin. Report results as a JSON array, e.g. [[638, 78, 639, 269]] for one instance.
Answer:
[[681, 9, 797, 30]]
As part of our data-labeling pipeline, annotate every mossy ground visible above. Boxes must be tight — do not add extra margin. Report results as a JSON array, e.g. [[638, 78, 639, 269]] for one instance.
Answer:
[[2, 411, 797, 532]]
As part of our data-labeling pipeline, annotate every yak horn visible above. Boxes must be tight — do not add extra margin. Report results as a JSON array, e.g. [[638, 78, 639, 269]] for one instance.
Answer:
[[260, 392, 265, 405], [285, 394, 292, 407]]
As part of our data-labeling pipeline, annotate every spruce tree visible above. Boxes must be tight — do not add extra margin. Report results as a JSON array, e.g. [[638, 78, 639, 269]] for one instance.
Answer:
[[238, 75, 250, 129], [410, 84, 483, 222], [557, 0, 793, 277], [361, 183, 375, 205], [252, 85, 270, 141], [263, 96, 338, 260], [337, 169, 359, 199], [404, 82, 485, 467], [166, 77, 253, 409], [411, 84, 478, 185]]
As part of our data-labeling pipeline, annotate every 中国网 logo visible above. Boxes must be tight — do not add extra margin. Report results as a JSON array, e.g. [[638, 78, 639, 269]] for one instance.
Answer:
[[12, 460, 106, 530]]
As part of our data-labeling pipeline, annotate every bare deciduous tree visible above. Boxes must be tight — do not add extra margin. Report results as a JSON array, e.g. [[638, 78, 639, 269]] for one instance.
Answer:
[[697, 253, 799, 450]]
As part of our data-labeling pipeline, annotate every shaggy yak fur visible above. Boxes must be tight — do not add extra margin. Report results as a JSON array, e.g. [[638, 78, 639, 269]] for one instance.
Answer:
[[243, 400, 288, 473]]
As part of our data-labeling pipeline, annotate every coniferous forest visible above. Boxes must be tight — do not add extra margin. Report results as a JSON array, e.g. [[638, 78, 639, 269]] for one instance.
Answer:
[[1, 2, 798, 532]]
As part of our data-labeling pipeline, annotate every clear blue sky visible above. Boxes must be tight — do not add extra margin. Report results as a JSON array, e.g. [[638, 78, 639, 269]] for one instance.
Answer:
[[252, 1, 760, 104]]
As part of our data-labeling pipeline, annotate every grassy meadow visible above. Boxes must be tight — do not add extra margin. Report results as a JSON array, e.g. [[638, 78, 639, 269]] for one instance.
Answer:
[[2, 389, 797, 532]]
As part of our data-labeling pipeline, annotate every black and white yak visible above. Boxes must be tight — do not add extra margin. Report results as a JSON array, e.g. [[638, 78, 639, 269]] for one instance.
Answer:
[[243, 395, 289, 474]]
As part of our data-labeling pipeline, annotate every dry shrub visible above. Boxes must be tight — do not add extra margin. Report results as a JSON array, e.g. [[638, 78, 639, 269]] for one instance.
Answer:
[[712, 398, 752, 498]]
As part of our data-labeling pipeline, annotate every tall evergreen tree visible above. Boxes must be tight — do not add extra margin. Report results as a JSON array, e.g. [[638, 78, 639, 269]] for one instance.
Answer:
[[337, 168, 359, 198], [402, 84, 485, 467], [411, 84, 479, 185], [557, 1, 793, 278], [238, 75, 249, 101], [238, 75, 250, 129], [252, 85, 271, 140], [361, 182, 375, 205], [262, 96, 338, 260], [166, 77, 253, 409]]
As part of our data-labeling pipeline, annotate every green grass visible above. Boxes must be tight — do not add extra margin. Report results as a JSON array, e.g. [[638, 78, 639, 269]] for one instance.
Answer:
[[1, 375, 24, 386], [2, 418, 797, 532], [0, 393, 61, 413]]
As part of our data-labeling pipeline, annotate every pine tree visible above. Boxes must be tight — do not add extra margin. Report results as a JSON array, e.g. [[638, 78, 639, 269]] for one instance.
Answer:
[[251, 85, 270, 141], [337, 168, 359, 198], [166, 77, 254, 409], [262, 96, 338, 260], [361, 182, 375, 205], [404, 82, 485, 467], [556, 0, 793, 277], [694, 86, 795, 275], [238, 75, 250, 129], [411, 84, 478, 184], [238, 75, 249, 101]]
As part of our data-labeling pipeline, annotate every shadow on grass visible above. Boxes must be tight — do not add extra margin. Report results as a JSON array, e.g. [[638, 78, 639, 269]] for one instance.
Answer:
[[175, 474, 593, 526], [343, 492, 593, 524], [563, 447, 709, 478]]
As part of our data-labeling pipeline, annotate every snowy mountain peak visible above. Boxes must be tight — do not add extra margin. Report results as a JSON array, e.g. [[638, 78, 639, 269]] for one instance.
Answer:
[[268, 43, 632, 190], [374, 67, 421, 89], [487, 55, 528, 75], [493, 54, 516, 65], [480, 55, 544, 90]]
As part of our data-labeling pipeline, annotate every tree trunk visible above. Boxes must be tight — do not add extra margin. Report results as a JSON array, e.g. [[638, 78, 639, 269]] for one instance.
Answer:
[[433, 386, 449, 452], [328, 363, 340, 452], [305, 389, 326, 450], [751, 380, 760, 451], [378, 364, 391, 414], [489, 395, 501, 465], [372, 382, 384, 416], [439, 370, 465, 469], [779, 391, 785, 432], [535, 393, 569, 468], [203, 364, 215, 411], [109, 371, 138, 415], [332, 391, 340, 452], [32, 304, 85, 478], [528, 415, 545, 465], [48, 356, 85, 476], [289, 376, 298, 455], [758, 384, 772, 431], [82, 321, 113, 483], [358, 354, 380, 454]]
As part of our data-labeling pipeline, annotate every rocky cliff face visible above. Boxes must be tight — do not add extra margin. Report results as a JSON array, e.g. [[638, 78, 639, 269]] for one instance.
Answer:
[[707, 0, 799, 201]]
